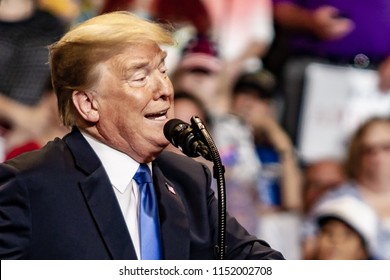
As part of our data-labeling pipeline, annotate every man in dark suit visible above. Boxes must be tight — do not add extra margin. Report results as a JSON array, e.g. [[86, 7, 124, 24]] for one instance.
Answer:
[[0, 11, 284, 260]]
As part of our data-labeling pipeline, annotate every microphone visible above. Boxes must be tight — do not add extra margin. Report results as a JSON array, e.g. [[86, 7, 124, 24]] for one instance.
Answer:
[[164, 118, 211, 160], [165, 117, 227, 259]]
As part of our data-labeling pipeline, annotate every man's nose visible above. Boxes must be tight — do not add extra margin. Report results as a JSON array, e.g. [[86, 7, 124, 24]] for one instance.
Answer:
[[152, 72, 173, 99]]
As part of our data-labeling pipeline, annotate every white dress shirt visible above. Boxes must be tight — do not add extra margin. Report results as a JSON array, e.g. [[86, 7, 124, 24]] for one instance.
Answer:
[[81, 132, 145, 259]]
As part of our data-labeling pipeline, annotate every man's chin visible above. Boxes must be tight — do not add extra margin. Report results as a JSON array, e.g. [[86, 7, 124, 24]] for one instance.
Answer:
[[160, 139, 171, 149]]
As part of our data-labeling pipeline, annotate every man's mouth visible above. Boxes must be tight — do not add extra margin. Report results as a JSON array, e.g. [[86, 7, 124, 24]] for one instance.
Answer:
[[145, 110, 168, 120]]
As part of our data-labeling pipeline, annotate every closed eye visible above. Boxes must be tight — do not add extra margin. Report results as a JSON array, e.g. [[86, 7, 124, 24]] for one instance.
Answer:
[[128, 73, 148, 87], [134, 76, 146, 82]]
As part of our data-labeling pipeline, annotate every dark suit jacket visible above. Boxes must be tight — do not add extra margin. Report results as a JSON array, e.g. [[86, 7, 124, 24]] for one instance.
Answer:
[[0, 128, 284, 260]]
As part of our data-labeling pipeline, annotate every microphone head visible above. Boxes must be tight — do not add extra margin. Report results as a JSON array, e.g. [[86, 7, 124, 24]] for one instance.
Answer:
[[164, 119, 188, 146], [163, 118, 199, 157]]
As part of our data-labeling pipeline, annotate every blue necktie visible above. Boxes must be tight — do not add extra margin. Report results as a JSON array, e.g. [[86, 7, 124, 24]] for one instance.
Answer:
[[133, 163, 162, 260]]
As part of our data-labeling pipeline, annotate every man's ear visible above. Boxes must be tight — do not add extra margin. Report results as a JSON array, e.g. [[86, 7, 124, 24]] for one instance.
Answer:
[[72, 90, 99, 122]]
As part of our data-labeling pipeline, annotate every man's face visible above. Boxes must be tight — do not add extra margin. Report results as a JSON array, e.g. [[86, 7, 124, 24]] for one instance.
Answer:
[[92, 41, 174, 162]]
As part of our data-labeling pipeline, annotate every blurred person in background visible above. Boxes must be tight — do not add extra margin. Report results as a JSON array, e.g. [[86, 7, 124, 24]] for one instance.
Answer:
[[171, 34, 228, 114], [0, 0, 65, 156], [164, 91, 213, 170], [202, 0, 274, 78], [299, 158, 347, 259], [187, 0, 276, 114], [302, 117, 390, 260], [231, 70, 302, 213], [270, 0, 390, 144], [302, 158, 346, 214], [2, 78, 70, 161], [172, 34, 263, 235], [231, 70, 303, 259], [311, 196, 378, 260]]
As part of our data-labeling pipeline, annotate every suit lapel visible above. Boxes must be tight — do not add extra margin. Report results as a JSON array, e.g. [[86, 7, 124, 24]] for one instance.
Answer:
[[152, 163, 190, 260], [79, 168, 137, 259], [65, 128, 137, 259]]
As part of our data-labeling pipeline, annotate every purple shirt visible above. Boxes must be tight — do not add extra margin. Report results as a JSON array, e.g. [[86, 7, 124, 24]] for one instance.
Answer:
[[273, 0, 390, 63]]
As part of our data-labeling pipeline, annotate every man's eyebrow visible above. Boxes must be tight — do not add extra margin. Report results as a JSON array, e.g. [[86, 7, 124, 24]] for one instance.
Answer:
[[124, 51, 168, 75], [160, 51, 168, 62], [126, 60, 149, 71], [121, 60, 148, 78]]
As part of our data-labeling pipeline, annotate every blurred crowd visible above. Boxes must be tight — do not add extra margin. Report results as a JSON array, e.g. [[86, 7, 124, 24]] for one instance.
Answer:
[[2, 0, 390, 260]]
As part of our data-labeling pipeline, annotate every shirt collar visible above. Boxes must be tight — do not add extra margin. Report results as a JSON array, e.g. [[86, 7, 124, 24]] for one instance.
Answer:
[[81, 131, 140, 193]]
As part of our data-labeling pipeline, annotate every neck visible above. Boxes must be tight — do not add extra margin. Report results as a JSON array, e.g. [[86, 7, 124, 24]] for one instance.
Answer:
[[358, 175, 390, 193]]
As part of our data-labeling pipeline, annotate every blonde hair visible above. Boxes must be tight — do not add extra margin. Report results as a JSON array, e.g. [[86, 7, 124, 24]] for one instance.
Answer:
[[49, 11, 174, 126]]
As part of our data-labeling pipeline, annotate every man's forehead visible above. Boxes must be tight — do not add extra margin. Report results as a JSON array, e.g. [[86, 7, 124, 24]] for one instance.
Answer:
[[108, 46, 167, 71], [121, 46, 166, 63]]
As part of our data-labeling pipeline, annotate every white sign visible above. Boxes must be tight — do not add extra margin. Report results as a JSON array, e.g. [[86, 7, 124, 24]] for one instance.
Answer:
[[298, 63, 390, 163]]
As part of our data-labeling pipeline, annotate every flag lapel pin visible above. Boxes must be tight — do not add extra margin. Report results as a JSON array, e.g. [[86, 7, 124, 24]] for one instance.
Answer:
[[165, 182, 176, 194]]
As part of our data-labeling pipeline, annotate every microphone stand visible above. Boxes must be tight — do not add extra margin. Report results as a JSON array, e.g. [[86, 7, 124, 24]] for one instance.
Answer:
[[190, 116, 227, 260]]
